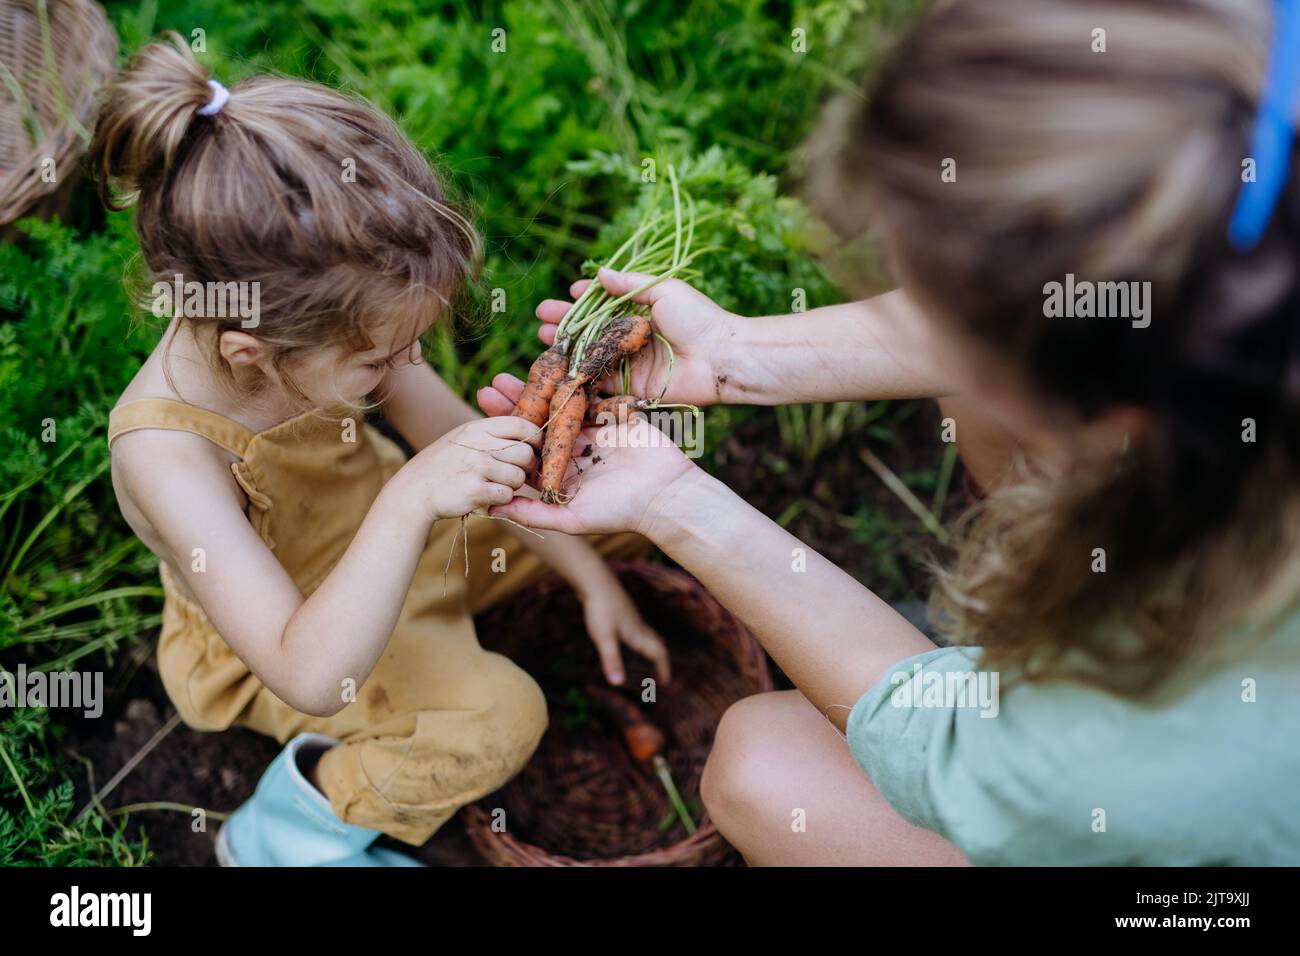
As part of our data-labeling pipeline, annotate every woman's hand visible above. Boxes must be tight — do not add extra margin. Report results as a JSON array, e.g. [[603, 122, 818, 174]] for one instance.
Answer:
[[578, 574, 672, 686], [477, 376, 696, 536], [536, 268, 737, 408]]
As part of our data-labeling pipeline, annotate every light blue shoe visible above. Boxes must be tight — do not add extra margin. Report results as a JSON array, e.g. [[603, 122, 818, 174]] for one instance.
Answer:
[[215, 732, 424, 867]]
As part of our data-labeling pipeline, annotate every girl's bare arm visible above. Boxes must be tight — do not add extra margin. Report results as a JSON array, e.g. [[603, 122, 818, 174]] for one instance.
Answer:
[[376, 357, 482, 447], [111, 417, 533, 716]]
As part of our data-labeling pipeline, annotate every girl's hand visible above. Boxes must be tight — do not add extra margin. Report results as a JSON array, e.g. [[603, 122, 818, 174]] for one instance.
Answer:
[[404, 416, 539, 521], [579, 576, 672, 686], [477, 377, 696, 537], [535, 268, 736, 408]]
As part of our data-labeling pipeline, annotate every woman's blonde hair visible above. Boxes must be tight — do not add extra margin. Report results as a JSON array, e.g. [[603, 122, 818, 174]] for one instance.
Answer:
[[91, 32, 480, 404], [811, 0, 1300, 693]]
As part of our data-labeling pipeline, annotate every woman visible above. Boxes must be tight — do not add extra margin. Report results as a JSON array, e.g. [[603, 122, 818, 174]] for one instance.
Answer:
[[480, 0, 1300, 865]]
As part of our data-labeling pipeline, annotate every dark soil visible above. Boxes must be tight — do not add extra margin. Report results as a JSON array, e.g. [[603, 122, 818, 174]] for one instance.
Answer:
[[707, 400, 966, 601], [65, 651, 484, 867], [61, 398, 962, 866]]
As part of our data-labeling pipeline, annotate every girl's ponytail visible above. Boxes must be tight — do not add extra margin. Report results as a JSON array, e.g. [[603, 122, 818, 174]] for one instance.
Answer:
[[91, 31, 215, 208], [87, 32, 479, 411]]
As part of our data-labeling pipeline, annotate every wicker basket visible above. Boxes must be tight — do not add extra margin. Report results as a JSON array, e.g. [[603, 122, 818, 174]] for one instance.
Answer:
[[463, 560, 773, 866], [0, 0, 117, 229]]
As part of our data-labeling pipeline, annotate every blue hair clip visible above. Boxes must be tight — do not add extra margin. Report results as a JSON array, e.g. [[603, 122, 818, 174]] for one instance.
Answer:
[[1229, 0, 1300, 251]]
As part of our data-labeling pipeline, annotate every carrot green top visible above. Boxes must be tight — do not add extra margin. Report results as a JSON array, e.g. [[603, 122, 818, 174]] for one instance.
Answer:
[[845, 611, 1300, 865]]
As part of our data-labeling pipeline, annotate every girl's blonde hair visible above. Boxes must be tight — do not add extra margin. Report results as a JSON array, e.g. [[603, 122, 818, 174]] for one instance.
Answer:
[[91, 32, 480, 404], [811, 0, 1300, 693]]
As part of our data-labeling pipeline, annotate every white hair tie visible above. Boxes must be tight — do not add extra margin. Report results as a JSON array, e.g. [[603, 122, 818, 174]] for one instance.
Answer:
[[196, 79, 229, 117]]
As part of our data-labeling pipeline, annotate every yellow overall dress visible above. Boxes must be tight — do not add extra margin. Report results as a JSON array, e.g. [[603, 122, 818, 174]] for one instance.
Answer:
[[107, 398, 646, 845]]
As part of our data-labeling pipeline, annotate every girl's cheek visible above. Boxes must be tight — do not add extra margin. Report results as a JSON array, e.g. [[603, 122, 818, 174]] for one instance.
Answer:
[[318, 368, 377, 404]]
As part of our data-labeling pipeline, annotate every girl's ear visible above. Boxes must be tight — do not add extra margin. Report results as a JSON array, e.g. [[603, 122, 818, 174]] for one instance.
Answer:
[[217, 329, 268, 369]]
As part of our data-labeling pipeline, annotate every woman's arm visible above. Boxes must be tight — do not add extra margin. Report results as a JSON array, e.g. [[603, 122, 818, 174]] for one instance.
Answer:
[[528, 271, 962, 409], [643, 467, 937, 728], [724, 290, 960, 405]]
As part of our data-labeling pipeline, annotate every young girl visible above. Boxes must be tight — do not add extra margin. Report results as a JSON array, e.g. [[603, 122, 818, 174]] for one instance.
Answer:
[[94, 34, 669, 867], [483, 0, 1300, 864]]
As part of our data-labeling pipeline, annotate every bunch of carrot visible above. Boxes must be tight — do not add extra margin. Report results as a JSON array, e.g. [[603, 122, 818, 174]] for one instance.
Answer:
[[512, 165, 701, 503]]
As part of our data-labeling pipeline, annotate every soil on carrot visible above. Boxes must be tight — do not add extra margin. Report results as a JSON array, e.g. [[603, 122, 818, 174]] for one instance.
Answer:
[[61, 399, 962, 866]]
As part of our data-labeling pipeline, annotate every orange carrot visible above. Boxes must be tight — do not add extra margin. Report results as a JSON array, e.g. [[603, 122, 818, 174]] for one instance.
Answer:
[[584, 683, 666, 763], [585, 394, 644, 424], [511, 346, 569, 428], [540, 379, 589, 503], [573, 313, 653, 384], [530, 314, 653, 503]]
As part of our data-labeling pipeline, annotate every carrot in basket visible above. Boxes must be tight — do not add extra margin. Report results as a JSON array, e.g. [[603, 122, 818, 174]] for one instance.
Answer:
[[540, 379, 589, 503], [583, 682, 695, 833], [511, 345, 569, 428], [583, 683, 666, 763]]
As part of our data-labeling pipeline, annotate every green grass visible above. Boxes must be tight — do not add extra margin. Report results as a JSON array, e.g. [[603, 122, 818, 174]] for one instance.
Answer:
[[0, 0, 926, 864]]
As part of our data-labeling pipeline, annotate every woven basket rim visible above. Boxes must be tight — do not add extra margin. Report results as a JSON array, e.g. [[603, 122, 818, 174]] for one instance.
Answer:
[[0, 0, 118, 225]]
